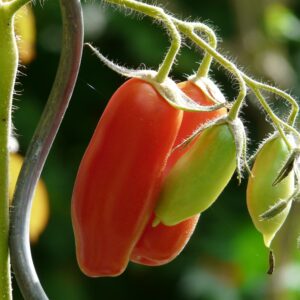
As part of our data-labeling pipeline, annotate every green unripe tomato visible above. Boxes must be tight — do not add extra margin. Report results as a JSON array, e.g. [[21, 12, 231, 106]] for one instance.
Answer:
[[246, 136, 294, 248], [154, 123, 237, 226]]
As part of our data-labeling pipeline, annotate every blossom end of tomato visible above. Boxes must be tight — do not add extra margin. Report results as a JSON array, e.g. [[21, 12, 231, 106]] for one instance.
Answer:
[[77, 256, 127, 278], [263, 233, 275, 249]]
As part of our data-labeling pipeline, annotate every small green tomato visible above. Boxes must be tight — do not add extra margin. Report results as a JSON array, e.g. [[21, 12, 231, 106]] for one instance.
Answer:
[[154, 122, 237, 226], [246, 135, 294, 248]]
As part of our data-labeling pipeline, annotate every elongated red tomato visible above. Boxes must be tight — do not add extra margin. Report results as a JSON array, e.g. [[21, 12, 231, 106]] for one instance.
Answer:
[[130, 80, 227, 266], [72, 78, 183, 277]]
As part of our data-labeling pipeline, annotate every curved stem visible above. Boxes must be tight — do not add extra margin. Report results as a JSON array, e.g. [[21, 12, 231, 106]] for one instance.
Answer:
[[192, 22, 217, 78], [175, 22, 247, 120], [9, 0, 83, 299], [227, 69, 247, 121], [155, 22, 180, 83], [174, 18, 298, 125], [244, 75, 299, 126], [101, 2, 298, 126], [252, 87, 300, 139], [169, 19, 218, 79], [104, 0, 181, 83], [251, 87, 292, 149]]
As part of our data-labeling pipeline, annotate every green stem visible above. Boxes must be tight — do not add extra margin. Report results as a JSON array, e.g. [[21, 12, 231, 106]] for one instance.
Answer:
[[103, 2, 297, 128], [250, 86, 293, 149], [244, 75, 299, 126], [175, 22, 247, 120], [0, 4, 19, 300], [192, 22, 217, 78], [169, 18, 218, 79], [104, 0, 181, 83], [155, 32, 180, 83], [174, 19, 298, 126], [227, 71, 247, 121], [252, 85, 300, 141]]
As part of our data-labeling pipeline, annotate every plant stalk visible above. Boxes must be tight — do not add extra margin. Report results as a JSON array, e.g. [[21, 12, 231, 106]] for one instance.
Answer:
[[0, 4, 19, 299], [105, 0, 181, 83], [9, 0, 83, 298]]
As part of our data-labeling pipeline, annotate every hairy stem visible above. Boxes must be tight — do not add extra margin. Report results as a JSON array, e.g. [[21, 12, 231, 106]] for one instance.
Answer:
[[101, 2, 298, 127], [0, 4, 20, 299], [104, 0, 181, 83], [179, 23, 247, 120], [193, 22, 217, 78], [169, 19, 218, 79], [174, 19, 298, 126], [244, 75, 299, 126], [251, 87, 292, 149]]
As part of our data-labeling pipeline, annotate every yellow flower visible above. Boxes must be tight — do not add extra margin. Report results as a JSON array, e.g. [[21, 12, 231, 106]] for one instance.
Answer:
[[9, 153, 49, 243], [14, 4, 36, 64]]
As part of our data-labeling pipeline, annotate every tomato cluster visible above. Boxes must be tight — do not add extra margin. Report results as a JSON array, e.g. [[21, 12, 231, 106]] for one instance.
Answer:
[[71, 78, 227, 276], [72, 75, 298, 277]]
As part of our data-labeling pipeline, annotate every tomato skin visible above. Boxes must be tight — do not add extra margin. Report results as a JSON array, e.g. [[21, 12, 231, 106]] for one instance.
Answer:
[[131, 80, 227, 266], [131, 214, 199, 266], [71, 78, 183, 277]]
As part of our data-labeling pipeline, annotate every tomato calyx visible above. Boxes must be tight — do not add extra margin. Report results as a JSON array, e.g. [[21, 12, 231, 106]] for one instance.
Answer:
[[86, 43, 226, 113], [227, 117, 249, 183], [189, 76, 226, 106], [171, 115, 227, 151]]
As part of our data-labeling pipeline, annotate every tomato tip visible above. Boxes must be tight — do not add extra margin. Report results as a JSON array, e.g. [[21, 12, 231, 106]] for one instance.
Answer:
[[152, 217, 160, 227]]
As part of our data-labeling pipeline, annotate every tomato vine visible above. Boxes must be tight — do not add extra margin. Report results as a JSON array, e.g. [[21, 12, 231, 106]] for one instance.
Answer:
[[1, 0, 300, 298]]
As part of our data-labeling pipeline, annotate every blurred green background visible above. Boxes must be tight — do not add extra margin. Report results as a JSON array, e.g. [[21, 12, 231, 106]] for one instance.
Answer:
[[12, 0, 300, 299]]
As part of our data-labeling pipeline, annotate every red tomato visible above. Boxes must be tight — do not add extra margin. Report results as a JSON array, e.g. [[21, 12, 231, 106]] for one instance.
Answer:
[[71, 78, 183, 277], [130, 80, 227, 266]]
